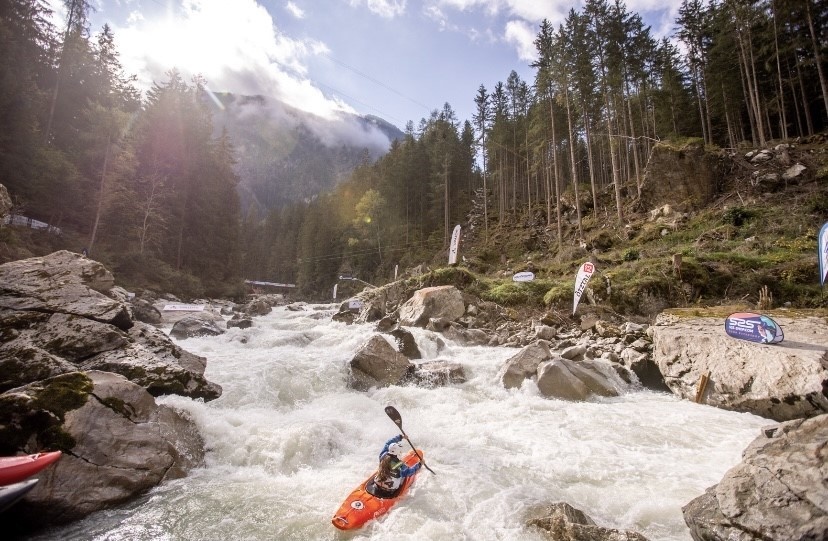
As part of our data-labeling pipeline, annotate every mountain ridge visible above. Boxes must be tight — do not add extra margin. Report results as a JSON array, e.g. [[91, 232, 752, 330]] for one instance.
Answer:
[[208, 92, 404, 213]]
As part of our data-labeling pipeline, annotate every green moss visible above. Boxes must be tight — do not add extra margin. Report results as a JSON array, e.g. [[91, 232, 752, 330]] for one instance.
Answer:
[[543, 283, 571, 307], [32, 372, 93, 419], [100, 396, 136, 419], [622, 248, 639, 261], [0, 372, 91, 454], [721, 206, 756, 227]]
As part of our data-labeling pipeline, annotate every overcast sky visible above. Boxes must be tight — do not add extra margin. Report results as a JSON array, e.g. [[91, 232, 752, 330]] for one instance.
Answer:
[[51, 0, 684, 131]]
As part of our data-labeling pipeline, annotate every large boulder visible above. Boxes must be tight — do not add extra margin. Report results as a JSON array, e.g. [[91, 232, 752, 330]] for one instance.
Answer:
[[528, 502, 650, 541], [398, 286, 465, 327], [169, 315, 225, 339], [682, 414, 828, 541], [499, 341, 628, 400], [354, 281, 412, 324], [0, 253, 220, 535], [0, 251, 132, 330], [348, 335, 413, 391], [498, 341, 551, 389], [639, 141, 721, 211], [536, 357, 625, 401], [390, 328, 422, 359], [652, 311, 828, 421], [0, 308, 219, 400], [0, 371, 204, 529], [130, 297, 162, 324], [411, 360, 467, 387]]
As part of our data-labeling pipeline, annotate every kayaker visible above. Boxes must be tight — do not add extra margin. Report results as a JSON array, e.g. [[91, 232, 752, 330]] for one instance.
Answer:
[[372, 435, 421, 496]]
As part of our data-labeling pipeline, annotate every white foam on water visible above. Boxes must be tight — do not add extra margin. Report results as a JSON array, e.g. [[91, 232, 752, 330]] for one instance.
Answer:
[[32, 304, 768, 540]]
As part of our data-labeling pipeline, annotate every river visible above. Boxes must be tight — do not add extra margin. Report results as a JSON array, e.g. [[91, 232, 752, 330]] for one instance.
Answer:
[[32, 303, 767, 540]]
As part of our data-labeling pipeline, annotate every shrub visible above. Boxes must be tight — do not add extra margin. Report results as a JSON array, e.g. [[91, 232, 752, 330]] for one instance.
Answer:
[[622, 248, 639, 261], [721, 206, 756, 227]]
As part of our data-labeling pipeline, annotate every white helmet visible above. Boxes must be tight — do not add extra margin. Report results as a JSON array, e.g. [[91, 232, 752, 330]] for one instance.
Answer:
[[387, 441, 405, 457]]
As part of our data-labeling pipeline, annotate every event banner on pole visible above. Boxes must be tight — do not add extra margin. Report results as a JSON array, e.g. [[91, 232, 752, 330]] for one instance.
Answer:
[[573, 262, 595, 314], [819, 221, 828, 286], [448, 225, 461, 265]]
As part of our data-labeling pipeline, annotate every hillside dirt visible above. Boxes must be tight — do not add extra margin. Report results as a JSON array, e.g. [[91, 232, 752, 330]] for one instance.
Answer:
[[442, 135, 828, 324]]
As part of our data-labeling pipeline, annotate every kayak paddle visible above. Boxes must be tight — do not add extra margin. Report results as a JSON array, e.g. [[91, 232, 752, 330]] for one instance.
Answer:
[[384, 405, 436, 475]]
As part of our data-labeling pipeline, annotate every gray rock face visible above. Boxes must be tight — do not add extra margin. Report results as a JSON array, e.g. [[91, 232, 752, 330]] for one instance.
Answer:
[[0, 251, 132, 329], [0, 183, 11, 216], [348, 335, 413, 391], [683, 414, 828, 541], [0, 306, 219, 400], [390, 328, 422, 359], [130, 297, 162, 324], [398, 286, 465, 327], [0, 252, 221, 532], [652, 312, 828, 421], [3, 371, 204, 526], [536, 357, 624, 401], [412, 360, 467, 387], [169, 315, 225, 339], [498, 341, 551, 389], [639, 141, 721, 212], [243, 298, 272, 317], [528, 502, 650, 541], [441, 323, 490, 346], [498, 341, 627, 400], [80, 344, 221, 400]]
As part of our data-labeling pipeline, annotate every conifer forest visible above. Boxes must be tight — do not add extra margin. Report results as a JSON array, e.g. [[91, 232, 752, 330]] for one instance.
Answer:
[[1, 0, 826, 299]]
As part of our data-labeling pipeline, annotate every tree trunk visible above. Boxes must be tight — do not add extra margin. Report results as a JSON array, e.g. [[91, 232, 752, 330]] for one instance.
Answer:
[[771, 0, 788, 140], [582, 106, 598, 214], [564, 85, 583, 240], [87, 133, 111, 253], [604, 89, 624, 224], [805, 0, 828, 120], [794, 53, 815, 135]]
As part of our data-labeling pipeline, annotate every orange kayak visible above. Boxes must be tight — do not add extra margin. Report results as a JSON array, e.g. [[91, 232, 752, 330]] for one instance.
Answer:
[[0, 451, 61, 486], [332, 449, 423, 530]]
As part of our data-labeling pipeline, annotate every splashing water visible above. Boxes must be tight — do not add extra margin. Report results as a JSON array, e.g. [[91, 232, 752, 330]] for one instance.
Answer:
[[34, 304, 766, 540]]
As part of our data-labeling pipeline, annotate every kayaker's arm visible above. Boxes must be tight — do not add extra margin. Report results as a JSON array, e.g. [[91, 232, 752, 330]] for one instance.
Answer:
[[398, 461, 421, 478], [378, 434, 403, 459]]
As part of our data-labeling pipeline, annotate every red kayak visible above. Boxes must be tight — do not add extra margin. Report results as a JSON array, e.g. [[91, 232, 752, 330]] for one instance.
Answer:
[[0, 451, 62, 486], [332, 449, 423, 530]]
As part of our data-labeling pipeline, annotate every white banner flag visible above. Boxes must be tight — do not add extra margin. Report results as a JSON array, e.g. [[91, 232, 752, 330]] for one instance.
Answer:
[[448, 224, 461, 265], [573, 262, 596, 314], [820, 221, 828, 287]]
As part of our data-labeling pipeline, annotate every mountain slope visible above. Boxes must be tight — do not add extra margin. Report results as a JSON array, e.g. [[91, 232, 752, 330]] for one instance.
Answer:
[[208, 93, 404, 213]]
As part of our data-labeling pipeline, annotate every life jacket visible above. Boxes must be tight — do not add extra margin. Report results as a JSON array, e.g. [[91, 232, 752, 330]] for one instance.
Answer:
[[375, 456, 403, 491]]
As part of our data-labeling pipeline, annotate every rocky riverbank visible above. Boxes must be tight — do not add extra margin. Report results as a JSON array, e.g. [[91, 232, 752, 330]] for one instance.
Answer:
[[332, 282, 828, 541], [1, 252, 826, 540], [0, 251, 221, 534]]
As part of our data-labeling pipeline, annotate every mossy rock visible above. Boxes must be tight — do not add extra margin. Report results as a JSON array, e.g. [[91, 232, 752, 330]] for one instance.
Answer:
[[586, 229, 616, 251], [409, 267, 478, 290], [483, 279, 551, 307], [0, 372, 92, 454], [543, 283, 572, 308]]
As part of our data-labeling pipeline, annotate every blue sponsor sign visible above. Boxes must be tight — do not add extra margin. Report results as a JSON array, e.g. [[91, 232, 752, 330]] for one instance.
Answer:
[[725, 312, 784, 344]]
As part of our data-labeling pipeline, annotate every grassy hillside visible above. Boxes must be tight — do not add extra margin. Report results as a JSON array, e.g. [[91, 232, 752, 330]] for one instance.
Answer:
[[416, 137, 828, 322], [3, 137, 826, 322]]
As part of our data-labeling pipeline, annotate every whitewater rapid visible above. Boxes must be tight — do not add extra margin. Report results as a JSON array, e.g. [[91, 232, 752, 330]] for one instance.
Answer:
[[34, 304, 767, 540]]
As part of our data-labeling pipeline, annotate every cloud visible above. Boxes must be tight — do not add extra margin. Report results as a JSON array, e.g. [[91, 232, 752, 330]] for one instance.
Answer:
[[227, 97, 391, 153], [126, 10, 144, 24], [285, 1, 305, 19], [112, 0, 353, 120], [504, 19, 537, 62], [347, 0, 407, 18]]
